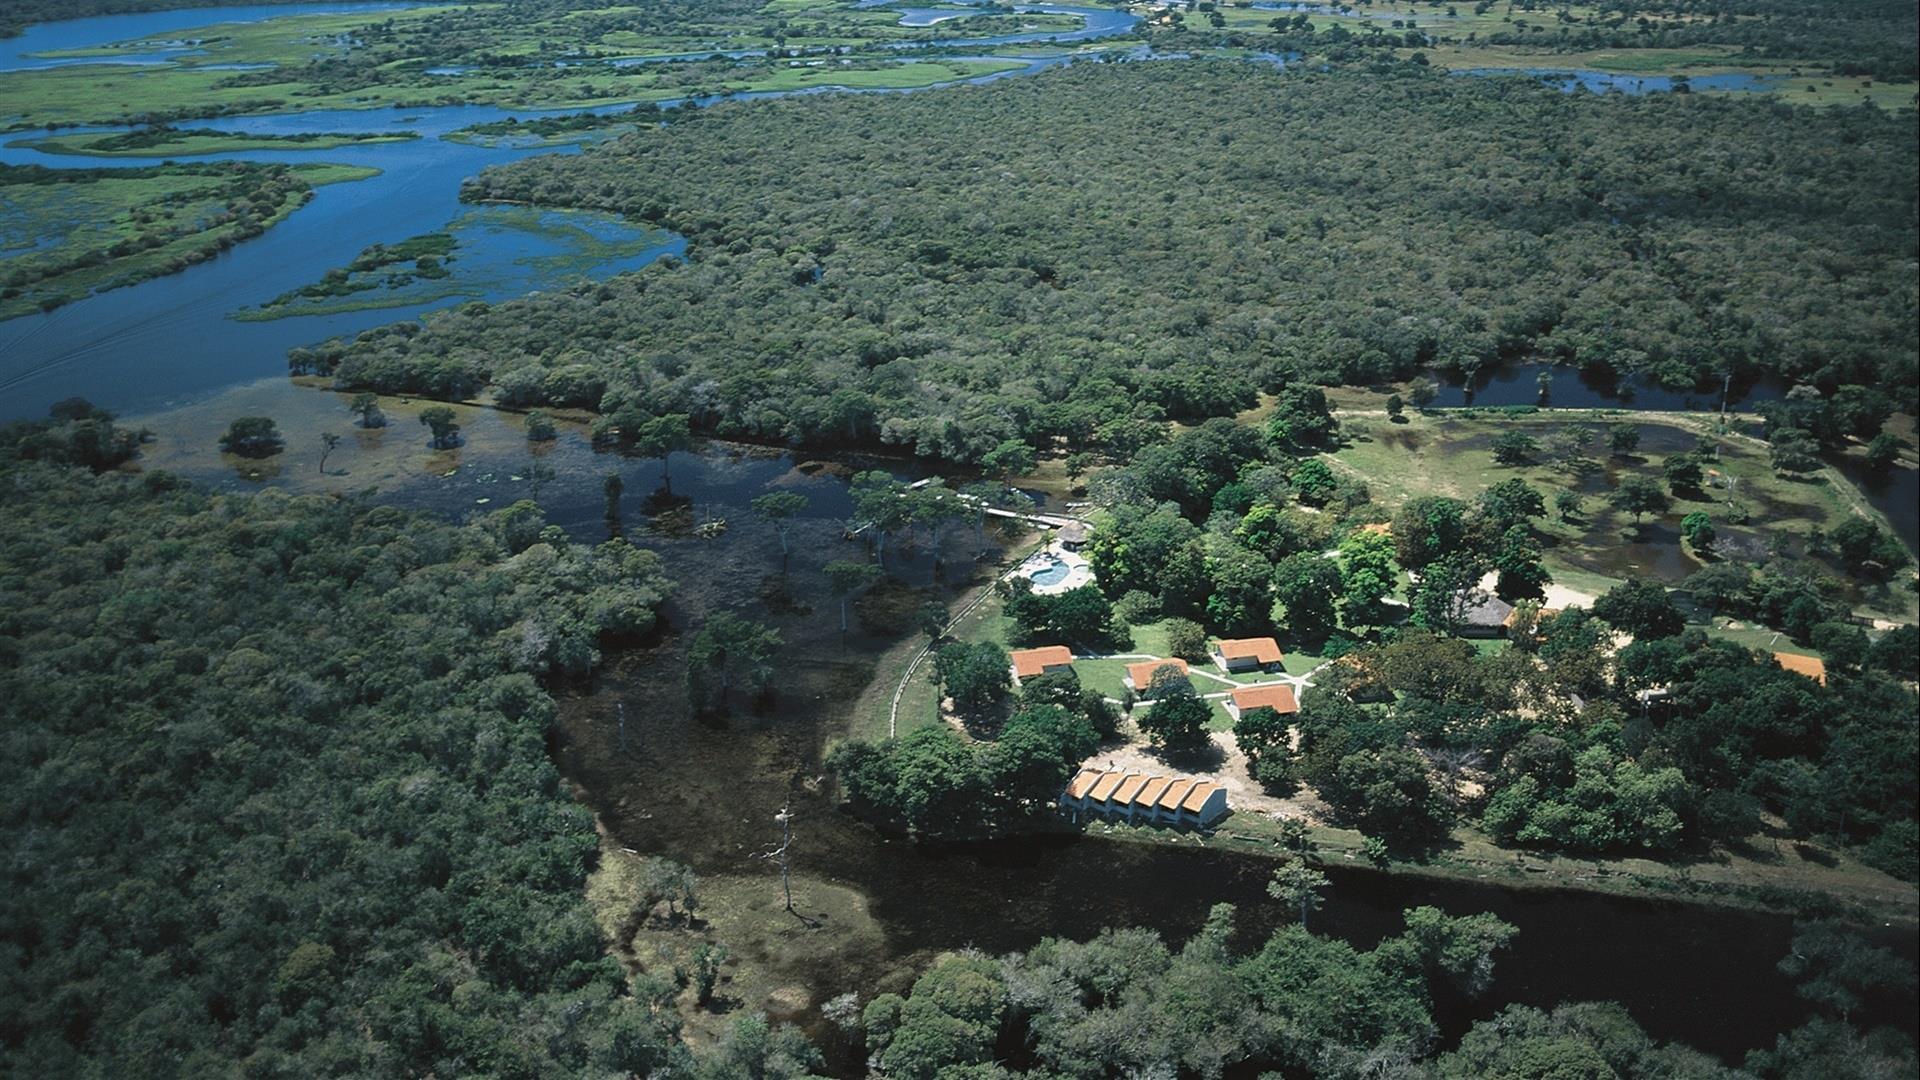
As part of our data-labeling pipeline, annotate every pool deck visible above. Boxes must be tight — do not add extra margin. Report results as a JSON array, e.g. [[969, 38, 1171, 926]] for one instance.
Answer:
[[1021, 541, 1094, 595]]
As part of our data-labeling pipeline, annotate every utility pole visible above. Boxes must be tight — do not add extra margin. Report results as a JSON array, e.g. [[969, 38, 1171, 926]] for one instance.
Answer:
[[1718, 370, 1731, 431]]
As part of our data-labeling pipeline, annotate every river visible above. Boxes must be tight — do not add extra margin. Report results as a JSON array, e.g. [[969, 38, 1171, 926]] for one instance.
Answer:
[[0, 1, 1134, 419]]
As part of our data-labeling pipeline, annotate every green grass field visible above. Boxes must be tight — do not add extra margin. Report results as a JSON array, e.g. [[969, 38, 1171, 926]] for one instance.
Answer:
[[1328, 406, 1917, 624], [11, 129, 418, 157]]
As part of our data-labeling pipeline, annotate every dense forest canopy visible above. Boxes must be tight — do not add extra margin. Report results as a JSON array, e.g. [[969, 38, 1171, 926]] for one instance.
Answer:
[[0, 443, 680, 1074], [304, 63, 1919, 464]]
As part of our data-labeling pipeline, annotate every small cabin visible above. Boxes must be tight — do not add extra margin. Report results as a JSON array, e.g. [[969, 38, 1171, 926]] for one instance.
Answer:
[[1212, 636, 1283, 674], [1009, 645, 1074, 686], [1057, 521, 1091, 551], [1455, 591, 1515, 638], [1124, 657, 1189, 696], [1224, 683, 1298, 722]]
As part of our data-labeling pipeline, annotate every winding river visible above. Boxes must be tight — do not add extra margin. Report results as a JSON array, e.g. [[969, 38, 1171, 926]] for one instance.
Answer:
[[0, 1, 1133, 419]]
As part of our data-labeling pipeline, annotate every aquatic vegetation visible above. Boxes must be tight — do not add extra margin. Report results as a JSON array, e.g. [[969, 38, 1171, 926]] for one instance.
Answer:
[[0, 159, 374, 320]]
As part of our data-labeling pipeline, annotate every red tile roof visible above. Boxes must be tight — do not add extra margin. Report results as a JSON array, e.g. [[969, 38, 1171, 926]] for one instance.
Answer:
[[1230, 684, 1299, 715], [1011, 645, 1073, 679], [1182, 781, 1222, 814], [1158, 778, 1195, 812], [1216, 637, 1283, 665], [1127, 658, 1189, 688], [1773, 651, 1827, 686]]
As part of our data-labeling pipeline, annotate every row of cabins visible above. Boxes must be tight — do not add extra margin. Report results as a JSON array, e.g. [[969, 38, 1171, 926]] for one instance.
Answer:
[[1061, 768, 1229, 828]]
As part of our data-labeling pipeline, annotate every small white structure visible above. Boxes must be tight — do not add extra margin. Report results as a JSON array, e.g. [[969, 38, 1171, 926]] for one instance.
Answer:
[[1212, 637, 1283, 674], [1060, 768, 1229, 828], [1009, 645, 1074, 686]]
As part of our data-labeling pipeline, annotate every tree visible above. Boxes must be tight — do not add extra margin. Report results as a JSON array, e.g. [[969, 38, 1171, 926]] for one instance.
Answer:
[[1164, 617, 1208, 661], [1290, 458, 1339, 506], [1863, 432, 1900, 472], [1490, 430, 1538, 466], [685, 613, 782, 712], [1265, 384, 1337, 451], [1593, 577, 1685, 639], [1338, 529, 1398, 624], [318, 431, 340, 474], [1681, 510, 1715, 554], [1273, 552, 1342, 642], [525, 410, 556, 442], [418, 406, 460, 449], [750, 490, 809, 558], [1005, 582, 1117, 647], [219, 416, 284, 458], [980, 438, 1036, 479], [1393, 495, 1469, 571], [1408, 377, 1439, 410], [1830, 518, 1907, 576], [1684, 561, 1749, 616], [1203, 538, 1274, 636], [1408, 554, 1485, 636], [1385, 394, 1406, 422], [934, 641, 1011, 720], [1234, 705, 1298, 794], [850, 470, 911, 565], [1492, 524, 1550, 600], [823, 560, 881, 634], [1137, 679, 1211, 757], [348, 392, 386, 428], [1554, 488, 1583, 521], [754, 802, 800, 917], [1266, 859, 1328, 929], [603, 472, 623, 521], [1608, 475, 1670, 524], [1608, 423, 1640, 457], [1664, 451, 1704, 492], [1769, 427, 1822, 474], [1779, 922, 1916, 1023], [1477, 478, 1546, 534], [909, 483, 967, 565], [1316, 746, 1452, 841], [637, 413, 693, 491], [691, 942, 729, 1005]]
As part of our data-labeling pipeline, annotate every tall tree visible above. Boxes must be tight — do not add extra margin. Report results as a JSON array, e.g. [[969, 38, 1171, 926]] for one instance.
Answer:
[[751, 490, 810, 559]]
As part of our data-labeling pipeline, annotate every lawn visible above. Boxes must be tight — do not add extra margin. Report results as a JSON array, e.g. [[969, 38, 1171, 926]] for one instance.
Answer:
[[12, 129, 419, 157], [1328, 406, 1918, 624]]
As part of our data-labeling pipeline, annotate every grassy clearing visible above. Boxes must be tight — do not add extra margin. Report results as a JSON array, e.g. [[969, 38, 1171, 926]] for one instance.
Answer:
[[1330, 406, 1917, 624], [11, 129, 418, 157]]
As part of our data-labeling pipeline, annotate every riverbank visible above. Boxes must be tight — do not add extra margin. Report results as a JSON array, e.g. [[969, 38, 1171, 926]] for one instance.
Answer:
[[0, 158, 376, 320], [9, 127, 419, 157]]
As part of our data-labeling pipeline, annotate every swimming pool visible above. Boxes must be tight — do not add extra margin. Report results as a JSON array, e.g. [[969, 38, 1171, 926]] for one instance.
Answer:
[[1029, 560, 1071, 587]]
